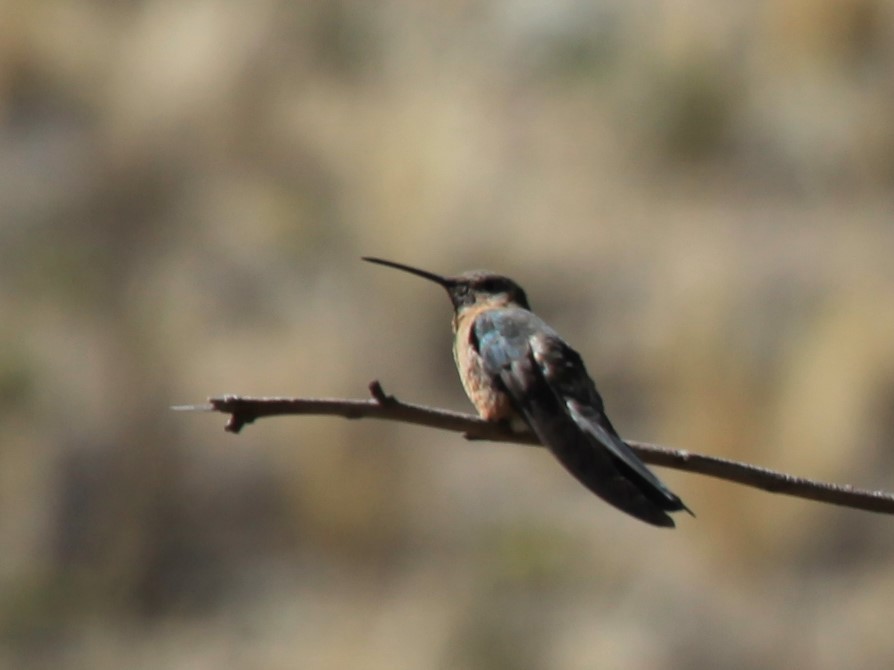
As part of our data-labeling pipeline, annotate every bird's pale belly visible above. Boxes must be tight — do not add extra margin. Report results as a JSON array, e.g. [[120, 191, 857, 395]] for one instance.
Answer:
[[462, 364, 514, 421]]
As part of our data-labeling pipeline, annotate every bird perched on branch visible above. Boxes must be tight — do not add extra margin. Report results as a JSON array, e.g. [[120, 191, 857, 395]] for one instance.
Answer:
[[363, 257, 692, 527]]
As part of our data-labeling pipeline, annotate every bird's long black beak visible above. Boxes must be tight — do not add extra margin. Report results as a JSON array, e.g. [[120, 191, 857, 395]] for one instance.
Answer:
[[362, 257, 453, 288]]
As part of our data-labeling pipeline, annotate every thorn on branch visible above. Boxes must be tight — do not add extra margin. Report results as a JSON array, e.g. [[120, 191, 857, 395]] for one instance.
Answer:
[[225, 413, 249, 434], [369, 380, 396, 406], [210, 395, 257, 434]]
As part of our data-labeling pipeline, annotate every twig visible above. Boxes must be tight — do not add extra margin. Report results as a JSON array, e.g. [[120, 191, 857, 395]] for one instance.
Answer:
[[174, 380, 894, 516]]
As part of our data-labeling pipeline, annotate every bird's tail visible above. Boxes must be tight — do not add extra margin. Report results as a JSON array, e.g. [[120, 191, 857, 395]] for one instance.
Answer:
[[541, 421, 680, 527], [509, 371, 687, 527]]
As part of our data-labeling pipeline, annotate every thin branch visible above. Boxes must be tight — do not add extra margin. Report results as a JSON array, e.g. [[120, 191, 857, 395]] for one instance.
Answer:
[[174, 380, 894, 516]]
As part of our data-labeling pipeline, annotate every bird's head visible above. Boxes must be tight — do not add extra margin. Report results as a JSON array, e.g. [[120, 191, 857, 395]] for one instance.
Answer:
[[363, 257, 531, 312]]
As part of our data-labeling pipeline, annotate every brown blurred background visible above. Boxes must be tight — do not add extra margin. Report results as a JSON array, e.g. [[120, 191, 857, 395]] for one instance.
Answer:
[[3, 1, 894, 668]]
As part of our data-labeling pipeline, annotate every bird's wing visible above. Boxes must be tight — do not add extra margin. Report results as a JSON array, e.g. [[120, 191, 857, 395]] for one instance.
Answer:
[[529, 335, 687, 511], [473, 309, 684, 526], [531, 334, 691, 515]]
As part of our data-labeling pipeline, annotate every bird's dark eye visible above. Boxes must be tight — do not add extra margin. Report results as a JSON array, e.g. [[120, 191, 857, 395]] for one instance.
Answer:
[[481, 279, 502, 293]]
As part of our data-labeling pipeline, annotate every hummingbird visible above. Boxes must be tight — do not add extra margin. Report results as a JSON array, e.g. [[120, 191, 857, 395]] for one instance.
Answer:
[[363, 257, 692, 527]]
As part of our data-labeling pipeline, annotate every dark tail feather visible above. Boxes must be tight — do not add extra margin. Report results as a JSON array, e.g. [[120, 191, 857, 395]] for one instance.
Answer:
[[497, 354, 687, 527], [542, 422, 678, 527], [509, 379, 678, 526]]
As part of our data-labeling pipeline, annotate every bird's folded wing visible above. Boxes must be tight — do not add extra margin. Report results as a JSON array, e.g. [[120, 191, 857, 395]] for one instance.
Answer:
[[531, 336, 689, 513], [474, 311, 678, 526]]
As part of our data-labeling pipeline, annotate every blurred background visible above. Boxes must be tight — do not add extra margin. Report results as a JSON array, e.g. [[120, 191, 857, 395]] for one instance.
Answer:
[[3, 0, 894, 668]]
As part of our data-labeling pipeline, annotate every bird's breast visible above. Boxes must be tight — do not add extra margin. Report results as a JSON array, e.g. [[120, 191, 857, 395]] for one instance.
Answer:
[[453, 309, 516, 423]]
